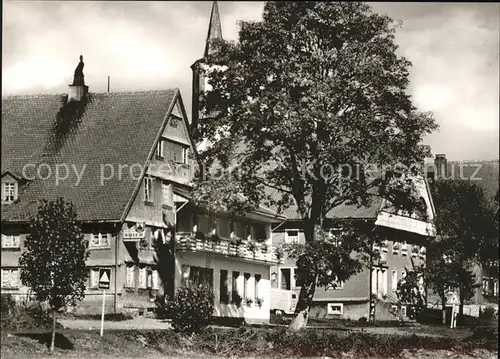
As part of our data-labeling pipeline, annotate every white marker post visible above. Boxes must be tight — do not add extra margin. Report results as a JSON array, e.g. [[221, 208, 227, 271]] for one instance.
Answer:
[[98, 269, 111, 337], [450, 305, 455, 328]]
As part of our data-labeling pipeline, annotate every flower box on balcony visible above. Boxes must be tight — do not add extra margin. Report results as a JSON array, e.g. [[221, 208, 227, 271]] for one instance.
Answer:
[[228, 245, 239, 256], [392, 242, 400, 255]]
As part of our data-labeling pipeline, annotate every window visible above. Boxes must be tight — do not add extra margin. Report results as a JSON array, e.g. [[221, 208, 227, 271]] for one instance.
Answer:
[[162, 183, 173, 206], [1, 234, 20, 248], [144, 177, 153, 203], [1, 268, 19, 288], [181, 265, 190, 286], [165, 141, 185, 163], [126, 265, 135, 288], [90, 232, 110, 248], [328, 277, 343, 290], [232, 271, 240, 303], [189, 266, 214, 288], [382, 269, 388, 295], [381, 240, 389, 252], [255, 274, 261, 300], [285, 230, 299, 243], [371, 268, 377, 295], [411, 245, 419, 257], [252, 223, 267, 241], [392, 241, 400, 255], [401, 242, 408, 256], [182, 147, 190, 164], [147, 269, 153, 288], [280, 268, 291, 290], [138, 267, 147, 289], [392, 270, 398, 292], [270, 271, 278, 289], [156, 139, 164, 159], [89, 268, 99, 289], [327, 303, 343, 315], [218, 217, 230, 239], [220, 270, 229, 304], [244, 273, 251, 299], [293, 267, 303, 287], [419, 246, 426, 258], [2, 182, 16, 203], [152, 269, 159, 290], [418, 274, 424, 293], [329, 229, 343, 247], [401, 270, 406, 279], [170, 117, 178, 127], [373, 242, 380, 252], [401, 306, 407, 317]]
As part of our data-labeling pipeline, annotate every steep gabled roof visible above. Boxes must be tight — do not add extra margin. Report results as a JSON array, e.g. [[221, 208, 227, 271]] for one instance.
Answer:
[[1, 89, 178, 222], [264, 186, 383, 221]]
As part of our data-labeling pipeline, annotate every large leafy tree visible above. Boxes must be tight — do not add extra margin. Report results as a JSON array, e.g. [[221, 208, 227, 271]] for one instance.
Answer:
[[428, 179, 498, 324], [194, 1, 437, 329], [20, 198, 89, 352]]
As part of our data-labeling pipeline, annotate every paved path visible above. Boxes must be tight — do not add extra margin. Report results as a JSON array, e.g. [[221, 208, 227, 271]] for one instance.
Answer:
[[59, 316, 172, 330]]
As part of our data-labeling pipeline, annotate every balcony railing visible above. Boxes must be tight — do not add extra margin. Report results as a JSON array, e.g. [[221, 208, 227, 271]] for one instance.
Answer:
[[175, 232, 281, 264]]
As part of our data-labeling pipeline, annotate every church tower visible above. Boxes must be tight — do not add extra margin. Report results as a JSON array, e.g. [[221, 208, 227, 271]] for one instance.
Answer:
[[190, 1, 223, 137]]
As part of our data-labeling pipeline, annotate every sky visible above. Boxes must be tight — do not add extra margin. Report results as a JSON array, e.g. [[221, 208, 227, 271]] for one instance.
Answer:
[[2, 1, 499, 161]]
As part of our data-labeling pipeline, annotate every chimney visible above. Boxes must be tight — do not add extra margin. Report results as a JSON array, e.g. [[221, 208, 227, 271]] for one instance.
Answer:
[[68, 55, 89, 102], [435, 154, 447, 180]]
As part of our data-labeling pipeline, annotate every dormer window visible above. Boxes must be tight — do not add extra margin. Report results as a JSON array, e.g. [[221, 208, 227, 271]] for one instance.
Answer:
[[2, 182, 17, 203]]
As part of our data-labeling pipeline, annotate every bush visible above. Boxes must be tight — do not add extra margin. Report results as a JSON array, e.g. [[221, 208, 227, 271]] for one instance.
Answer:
[[1, 294, 16, 315], [469, 325, 498, 346], [165, 284, 214, 334], [1, 300, 61, 331], [416, 307, 444, 325]]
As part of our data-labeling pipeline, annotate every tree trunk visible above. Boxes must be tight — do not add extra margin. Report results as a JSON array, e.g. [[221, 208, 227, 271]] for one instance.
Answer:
[[440, 294, 447, 325], [288, 273, 318, 331], [288, 221, 320, 331], [50, 310, 56, 352], [458, 298, 464, 327]]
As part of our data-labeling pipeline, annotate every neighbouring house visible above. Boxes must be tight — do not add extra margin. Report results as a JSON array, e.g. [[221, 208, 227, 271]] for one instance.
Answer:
[[1, 51, 281, 323]]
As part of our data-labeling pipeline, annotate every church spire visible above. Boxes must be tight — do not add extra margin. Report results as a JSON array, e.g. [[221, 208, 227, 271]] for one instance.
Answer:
[[204, 1, 223, 58]]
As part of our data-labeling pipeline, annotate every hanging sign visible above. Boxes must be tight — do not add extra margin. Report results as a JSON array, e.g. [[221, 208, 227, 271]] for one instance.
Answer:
[[123, 222, 146, 241]]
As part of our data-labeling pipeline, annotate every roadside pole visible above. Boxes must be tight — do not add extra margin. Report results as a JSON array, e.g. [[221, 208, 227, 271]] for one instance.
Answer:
[[100, 289, 105, 337], [98, 268, 111, 337]]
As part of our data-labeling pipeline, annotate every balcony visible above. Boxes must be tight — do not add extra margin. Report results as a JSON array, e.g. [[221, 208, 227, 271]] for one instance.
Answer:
[[175, 232, 281, 264]]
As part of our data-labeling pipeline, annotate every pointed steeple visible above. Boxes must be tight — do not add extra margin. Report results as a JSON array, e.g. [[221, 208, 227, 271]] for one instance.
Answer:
[[204, 1, 223, 58]]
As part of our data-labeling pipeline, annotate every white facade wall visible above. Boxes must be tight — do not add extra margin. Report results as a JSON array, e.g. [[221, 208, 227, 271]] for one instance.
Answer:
[[175, 251, 271, 323]]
